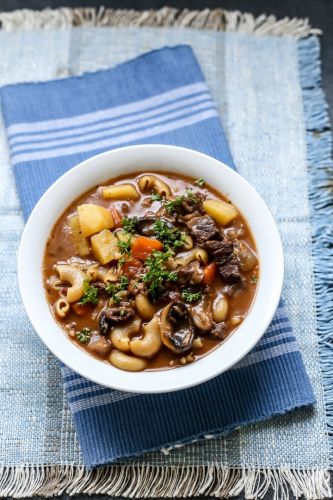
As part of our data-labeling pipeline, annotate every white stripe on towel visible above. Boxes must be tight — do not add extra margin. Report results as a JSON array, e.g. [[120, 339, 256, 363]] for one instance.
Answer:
[[233, 341, 299, 370], [7, 82, 208, 135], [69, 341, 299, 413], [11, 100, 215, 153], [11, 108, 219, 164], [9, 92, 212, 146]]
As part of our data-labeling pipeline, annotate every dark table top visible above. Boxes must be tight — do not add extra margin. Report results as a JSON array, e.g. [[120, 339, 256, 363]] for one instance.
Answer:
[[3, 1, 332, 499]]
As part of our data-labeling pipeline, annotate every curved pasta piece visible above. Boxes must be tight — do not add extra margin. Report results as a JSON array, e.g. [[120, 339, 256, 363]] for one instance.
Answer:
[[175, 248, 208, 267], [54, 298, 70, 318], [212, 295, 229, 322], [109, 350, 148, 372], [110, 317, 142, 352], [56, 264, 87, 303], [130, 315, 162, 357], [135, 293, 157, 321], [137, 174, 171, 197]]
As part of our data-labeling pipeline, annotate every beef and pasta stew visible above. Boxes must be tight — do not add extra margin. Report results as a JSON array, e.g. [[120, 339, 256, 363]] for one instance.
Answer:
[[43, 172, 259, 372]]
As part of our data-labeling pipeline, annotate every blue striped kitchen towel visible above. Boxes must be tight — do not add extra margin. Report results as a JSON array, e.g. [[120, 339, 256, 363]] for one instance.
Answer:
[[0, 46, 315, 467]]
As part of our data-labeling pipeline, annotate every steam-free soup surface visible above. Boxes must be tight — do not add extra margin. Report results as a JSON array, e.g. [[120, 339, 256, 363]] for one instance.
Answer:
[[43, 172, 259, 372]]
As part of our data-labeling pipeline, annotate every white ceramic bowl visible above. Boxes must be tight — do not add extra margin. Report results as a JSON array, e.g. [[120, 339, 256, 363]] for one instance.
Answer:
[[18, 145, 283, 393]]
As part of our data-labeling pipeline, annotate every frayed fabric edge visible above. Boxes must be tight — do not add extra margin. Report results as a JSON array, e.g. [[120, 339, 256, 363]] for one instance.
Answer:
[[0, 465, 331, 499], [298, 37, 333, 467], [0, 6, 321, 38], [0, 12, 330, 500]]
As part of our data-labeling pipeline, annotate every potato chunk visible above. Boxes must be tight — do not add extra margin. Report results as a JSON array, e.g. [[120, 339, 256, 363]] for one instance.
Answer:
[[77, 204, 114, 237], [102, 184, 139, 201], [203, 199, 238, 226], [91, 229, 121, 265], [67, 214, 90, 257]]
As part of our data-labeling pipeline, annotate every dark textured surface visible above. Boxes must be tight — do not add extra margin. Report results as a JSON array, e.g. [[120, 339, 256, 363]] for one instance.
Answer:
[[3, 0, 332, 498]]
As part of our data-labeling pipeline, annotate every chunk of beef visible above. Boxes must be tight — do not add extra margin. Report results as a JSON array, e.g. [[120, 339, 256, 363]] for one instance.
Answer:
[[204, 239, 242, 284], [177, 261, 204, 286], [220, 263, 242, 283], [103, 302, 135, 323], [187, 215, 221, 244], [86, 334, 112, 356], [176, 191, 205, 216], [210, 322, 227, 340]]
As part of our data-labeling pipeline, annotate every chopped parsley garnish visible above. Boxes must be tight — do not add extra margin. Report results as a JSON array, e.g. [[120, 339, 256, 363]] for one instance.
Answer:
[[117, 237, 132, 255], [150, 193, 163, 202], [152, 219, 184, 250], [195, 178, 205, 187], [122, 216, 138, 234], [164, 195, 185, 214], [142, 250, 177, 299], [185, 188, 199, 204], [181, 288, 203, 303], [76, 327, 92, 344], [105, 276, 129, 303], [163, 189, 199, 214], [251, 275, 258, 284], [78, 280, 99, 305]]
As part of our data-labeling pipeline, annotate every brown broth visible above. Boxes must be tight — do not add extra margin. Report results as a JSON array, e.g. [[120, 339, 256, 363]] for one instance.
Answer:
[[43, 171, 259, 371]]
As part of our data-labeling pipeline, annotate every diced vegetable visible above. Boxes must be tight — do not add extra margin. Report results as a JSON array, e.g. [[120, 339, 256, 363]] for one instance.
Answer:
[[102, 184, 140, 201], [131, 236, 163, 260], [110, 207, 123, 228], [67, 214, 91, 257], [115, 229, 133, 243], [203, 198, 238, 226], [202, 262, 217, 285], [77, 204, 114, 237], [91, 229, 121, 265]]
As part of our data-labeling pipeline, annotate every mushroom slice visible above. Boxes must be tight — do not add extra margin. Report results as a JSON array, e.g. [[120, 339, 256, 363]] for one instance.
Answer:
[[160, 301, 194, 354], [190, 308, 212, 333], [135, 216, 175, 237]]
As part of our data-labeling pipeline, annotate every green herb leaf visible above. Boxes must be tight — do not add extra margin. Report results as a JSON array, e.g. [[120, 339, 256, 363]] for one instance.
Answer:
[[195, 178, 205, 187], [143, 250, 178, 299], [152, 219, 184, 250], [105, 276, 129, 303], [78, 280, 99, 305], [185, 188, 199, 204], [251, 275, 258, 284], [164, 194, 185, 214], [163, 189, 199, 214], [117, 237, 132, 255], [181, 288, 203, 303], [122, 216, 138, 234], [150, 193, 163, 202], [76, 327, 92, 344]]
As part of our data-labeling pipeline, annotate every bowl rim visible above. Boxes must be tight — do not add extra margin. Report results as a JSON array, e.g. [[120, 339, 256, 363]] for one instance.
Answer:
[[18, 144, 284, 393]]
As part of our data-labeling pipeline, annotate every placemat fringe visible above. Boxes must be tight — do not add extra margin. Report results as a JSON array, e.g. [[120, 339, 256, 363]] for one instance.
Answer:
[[298, 36, 333, 464], [0, 6, 321, 37], [0, 465, 331, 499]]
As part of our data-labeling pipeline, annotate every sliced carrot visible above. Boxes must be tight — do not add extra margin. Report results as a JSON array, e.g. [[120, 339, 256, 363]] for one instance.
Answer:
[[131, 236, 163, 260], [110, 207, 123, 228], [202, 262, 217, 285]]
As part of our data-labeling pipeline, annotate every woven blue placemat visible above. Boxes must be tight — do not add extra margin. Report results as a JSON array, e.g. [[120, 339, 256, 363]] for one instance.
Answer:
[[0, 45, 315, 467], [0, 21, 331, 499]]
